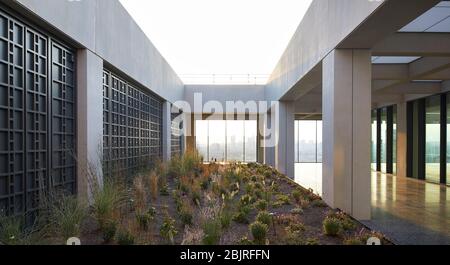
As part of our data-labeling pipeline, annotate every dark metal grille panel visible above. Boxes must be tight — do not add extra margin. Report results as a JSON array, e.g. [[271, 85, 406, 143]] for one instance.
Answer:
[[0, 13, 25, 216], [50, 42, 76, 194], [171, 110, 182, 157], [103, 70, 162, 177], [0, 10, 76, 218], [25, 27, 48, 213]]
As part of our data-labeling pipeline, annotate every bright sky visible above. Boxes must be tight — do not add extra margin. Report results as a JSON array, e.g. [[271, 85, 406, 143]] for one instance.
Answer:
[[119, 0, 312, 82]]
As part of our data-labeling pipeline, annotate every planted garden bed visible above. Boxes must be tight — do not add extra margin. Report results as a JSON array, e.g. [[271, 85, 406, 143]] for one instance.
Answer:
[[0, 152, 390, 245]]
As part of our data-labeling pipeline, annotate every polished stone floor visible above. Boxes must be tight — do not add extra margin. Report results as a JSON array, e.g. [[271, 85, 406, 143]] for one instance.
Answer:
[[363, 172, 450, 245], [294, 164, 450, 245]]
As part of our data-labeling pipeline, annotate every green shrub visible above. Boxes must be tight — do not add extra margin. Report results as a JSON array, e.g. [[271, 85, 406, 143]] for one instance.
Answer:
[[291, 190, 303, 203], [136, 209, 155, 231], [323, 217, 342, 236], [92, 178, 126, 230], [102, 220, 117, 243], [290, 208, 303, 215], [287, 222, 305, 234], [229, 182, 240, 193], [245, 183, 255, 194], [202, 219, 222, 245], [237, 236, 253, 245], [160, 215, 178, 244], [249, 221, 268, 245], [220, 209, 233, 229], [344, 237, 364, 245], [275, 194, 290, 205], [191, 189, 202, 206], [200, 179, 210, 190], [310, 199, 328, 208], [305, 238, 319, 245], [254, 182, 263, 190], [48, 195, 87, 240], [256, 211, 272, 226], [159, 184, 170, 196], [180, 205, 194, 226], [240, 194, 254, 207], [233, 211, 250, 224], [117, 229, 135, 245], [0, 216, 23, 245], [255, 200, 268, 211]]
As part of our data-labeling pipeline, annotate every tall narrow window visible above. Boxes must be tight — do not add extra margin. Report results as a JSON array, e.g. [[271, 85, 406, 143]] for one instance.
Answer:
[[208, 120, 226, 162], [371, 110, 378, 171], [316, 121, 323, 163], [244, 120, 257, 162], [295, 121, 299, 163], [380, 108, 387, 173], [298, 121, 317, 163], [195, 120, 257, 163], [425, 95, 441, 184], [226, 120, 244, 162], [447, 93, 450, 185], [393, 106, 397, 175], [195, 120, 209, 161]]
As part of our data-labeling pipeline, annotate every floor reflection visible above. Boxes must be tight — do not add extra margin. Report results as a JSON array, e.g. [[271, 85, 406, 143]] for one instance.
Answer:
[[295, 163, 322, 196], [369, 171, 450, 244], [294, 165, 450, 244]]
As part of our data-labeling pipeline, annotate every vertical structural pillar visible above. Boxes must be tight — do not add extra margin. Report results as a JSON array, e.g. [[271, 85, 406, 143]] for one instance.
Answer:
[[76, 49, 104, 202], [184, 113, 196, 152], [257, 114, 264, 163], [275, 101, 295, 179], [263, 111, 275, 167], [397, 102, 407, 178], [162, 102, 172, 162], [322, 49, 371, 220]]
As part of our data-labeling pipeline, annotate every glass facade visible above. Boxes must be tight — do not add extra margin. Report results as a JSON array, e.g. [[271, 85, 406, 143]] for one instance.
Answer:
[[195, 120, 257, 163], [425, 95, 441, 184], [448, 93, 450, 185], [407, 93, 450, 185], [371, 106, 397, 175], [295, 120, 322, 163], [380, 108, 388, 173], [371, 110, 378, 171], [393, 107, 397, 175]]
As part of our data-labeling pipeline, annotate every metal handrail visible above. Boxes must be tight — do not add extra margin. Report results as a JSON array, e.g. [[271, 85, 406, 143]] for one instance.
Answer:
[[180, 74, 270, 85]]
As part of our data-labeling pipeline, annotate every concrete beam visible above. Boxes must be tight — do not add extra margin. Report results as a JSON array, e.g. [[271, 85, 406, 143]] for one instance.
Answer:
[[339, 0, 440, 48], [378, 82, 442, 95], [373, 57, 450, 91], [372, 93, 404, 108], [409, 57, 450, 78], [373, 33, 450, 56], [281, 63, 322, 101], [372, 64, 408, 80]]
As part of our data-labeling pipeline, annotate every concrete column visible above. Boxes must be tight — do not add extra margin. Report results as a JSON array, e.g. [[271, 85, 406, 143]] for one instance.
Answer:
[[184, 113, 196, 152], [76, 49, 103, 202], [274, 101, 295, 179], [263, 111, 275, 167], [322, 49, 371, 220], [396, 101, 407, 178], [257, 114, 264, 164], [162, 102, 172, 162]]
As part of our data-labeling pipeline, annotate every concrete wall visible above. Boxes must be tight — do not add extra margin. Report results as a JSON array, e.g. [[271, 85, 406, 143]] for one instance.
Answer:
[[12, 0, 184, 103], [265, 0, 384, 101]]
